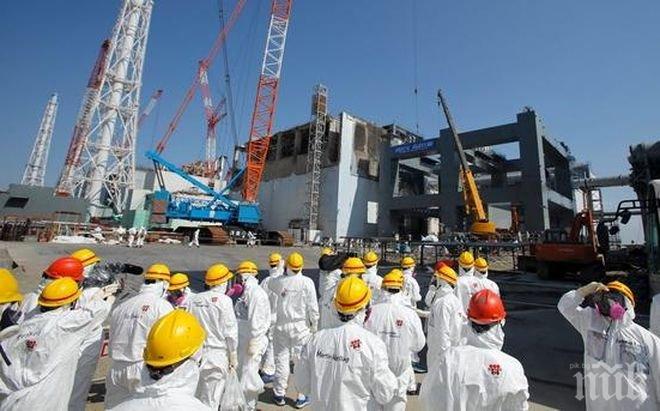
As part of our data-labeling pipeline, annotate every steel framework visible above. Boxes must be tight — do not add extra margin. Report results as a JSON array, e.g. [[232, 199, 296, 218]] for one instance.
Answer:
[[22, 93, 59, 187], [242, 0, 293, 202], [304, 84, 328, 231], [72, 0, 154, 215], [198, 62, 227, 178], [55, 40, 110, 197]]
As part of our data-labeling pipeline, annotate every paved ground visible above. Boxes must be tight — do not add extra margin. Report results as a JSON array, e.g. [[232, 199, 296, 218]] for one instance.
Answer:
[[1, 241, 628, 410]]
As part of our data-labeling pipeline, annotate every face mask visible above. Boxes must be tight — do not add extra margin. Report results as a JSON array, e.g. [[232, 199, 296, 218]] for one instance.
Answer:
[[167, 290, 185, 307], [269, 266, 279, 277], [593, 291, 627, 321], [366, 266, 377, 276], [287, 268, 299, 276]]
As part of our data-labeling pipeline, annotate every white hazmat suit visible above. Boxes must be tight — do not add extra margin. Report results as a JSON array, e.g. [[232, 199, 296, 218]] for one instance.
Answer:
[[105, 282, 173, 408], [0, 297, 110, 411], [107, 360, 211, 411], [401, 267, 421, 309], [295, 315, 398, 411], [558, 287, 660, 411], [456, 268, 500, 314], [426, 282, 464, 368], [260, 260, 285, 376], [188, 283, 238, 409], [234, 275, 271, 409], [127, 227, 137, 248], [420, 320, 529, 411], [319, 268, 342, 330], [364, 291, 426, 411], [363, 265, 383, 301], [651, 293, 659, 338], [268, 268, 319, 398]]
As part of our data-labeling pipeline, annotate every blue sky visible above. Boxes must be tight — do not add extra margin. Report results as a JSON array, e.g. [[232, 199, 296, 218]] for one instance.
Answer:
[[1, 0, 659, 242]]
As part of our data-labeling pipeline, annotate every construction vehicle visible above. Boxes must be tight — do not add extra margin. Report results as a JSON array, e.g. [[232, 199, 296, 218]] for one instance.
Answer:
[[437, 90, 496, 236]]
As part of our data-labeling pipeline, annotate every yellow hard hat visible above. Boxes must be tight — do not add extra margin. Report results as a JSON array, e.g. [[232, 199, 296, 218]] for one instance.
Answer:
[[458, 251, 475, 269], [145, 263, 171, 282], [269, 253, 283, 266], [0, 269, 22, 304], [321, 247, 334, 256], [38, 277, 81, 308], [382, 269, 404, 290], [70, 248, 100, 267], [400, 256, 416, 269], [205, 264, 233, 286], [168, 273, 190, 291], [334, 276, 372, 315], [342, 257, 366, 276], [287, 253, 304, 271], [236, 261, 258, 275], [362, 251, 379, 267], [435, 265, 458, 286], [606, 281, 635, 306], [143, 310, 206, 368], [474, 257, 488, 272]]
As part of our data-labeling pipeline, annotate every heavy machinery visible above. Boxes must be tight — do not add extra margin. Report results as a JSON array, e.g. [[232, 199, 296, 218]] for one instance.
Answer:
[[437, 90, 496, 236]]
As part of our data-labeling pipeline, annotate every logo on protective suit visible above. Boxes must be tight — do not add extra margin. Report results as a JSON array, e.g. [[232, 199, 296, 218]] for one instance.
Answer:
[[350, 339, 361, 350], [141, 305, 150, 313], [25, 339, 37, 351], [488, 363, 502, 376], [396, 319, 404, 327], [211, 297, 218, 303]]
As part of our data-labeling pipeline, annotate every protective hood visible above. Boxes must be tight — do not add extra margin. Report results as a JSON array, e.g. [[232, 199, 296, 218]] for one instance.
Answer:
[[402, 267, 415, 277], [133, 359, 200, 397], [365, 265, 378, 277], [475, 269, 488, 279], [286, 268, 300, 276], [243, 275, 259, 288], [465, 321, 505, 351], [459, 267, 474, 277], [599, 296, 636, 331], [140, 281, 168, 298], [269, 262, 284, 278], [211, 282, 229, 295]]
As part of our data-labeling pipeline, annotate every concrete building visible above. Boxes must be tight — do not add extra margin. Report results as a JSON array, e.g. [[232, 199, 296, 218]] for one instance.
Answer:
[[259, 107, 577, 240], [0, 184, 88, 222]]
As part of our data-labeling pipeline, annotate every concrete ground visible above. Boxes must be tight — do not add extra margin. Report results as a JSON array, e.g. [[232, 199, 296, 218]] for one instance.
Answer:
[[0, 241, 606, 410]]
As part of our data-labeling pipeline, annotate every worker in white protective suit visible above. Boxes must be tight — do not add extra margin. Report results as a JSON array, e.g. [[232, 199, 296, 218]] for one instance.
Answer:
[[420, 289, 529, 411], [652, 293, 660, 338], [558, 281, 660, 411], [188, 264, 238, 410], [365, 269, 425, 411], [136, 227, 147, 248], [21, 256, 86, 320], [166, 273, 195, 309], [69, 248, 120, 411], [188, 228, 200, 248], [268, 252, 319, 408], [0, 278, 115, 411], [362, 251, 383, 301], [318, 248, 344, 330], [127, 227, 137, 248], [399, 256, 423, 374], [295, 276, 398, 410], [233, 260, 271, 410], [425, 264, 463, 368], [105, 264, 173, 409], [108, 310, 211, 411], [259, 253, 285, 383], [0, 269, 23, 331], [456, 255, 500, 314]]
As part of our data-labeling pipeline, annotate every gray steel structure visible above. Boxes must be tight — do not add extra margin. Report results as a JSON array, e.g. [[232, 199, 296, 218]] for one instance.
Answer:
[[379, 108, 575, 234], [304, 84, 328, 231], [0, 184, 89, 221]]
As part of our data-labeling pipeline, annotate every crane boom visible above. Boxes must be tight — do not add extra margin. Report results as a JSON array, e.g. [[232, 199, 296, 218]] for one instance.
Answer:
[[155, 0, 247, 154], [241, 0, 293, 202], [437, 89, 495, 235]]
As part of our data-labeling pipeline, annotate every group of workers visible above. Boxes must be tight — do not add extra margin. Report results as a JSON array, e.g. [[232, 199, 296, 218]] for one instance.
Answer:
[[0, 246, 659, 411]]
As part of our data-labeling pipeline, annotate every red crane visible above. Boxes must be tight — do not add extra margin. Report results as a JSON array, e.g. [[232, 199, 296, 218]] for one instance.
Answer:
[[55, 39, 111, 197], [242, 0, 293, 202], [154, 0, 248, 155]]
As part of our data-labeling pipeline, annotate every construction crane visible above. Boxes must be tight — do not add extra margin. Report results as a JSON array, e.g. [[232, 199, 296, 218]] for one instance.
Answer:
[[155, 0, 247, 155], [22, 93, 59, 187], [55, 40, 110, 197], [198, 62, 227, 178], [138, 89, 164, 127], [437, 89, 496, 236], [242, 0, 293, 202]]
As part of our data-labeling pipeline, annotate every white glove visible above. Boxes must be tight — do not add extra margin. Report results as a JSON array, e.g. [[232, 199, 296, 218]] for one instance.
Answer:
[[247, 339, 261, 357], [228, 351, 238, 370], [577, 282, 608, 298], [415, 308, 430, 319]]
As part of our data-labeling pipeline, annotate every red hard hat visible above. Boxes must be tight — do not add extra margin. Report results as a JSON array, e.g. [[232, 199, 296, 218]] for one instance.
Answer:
[[434, 261, 447, 272], [467, 289, 506, 325], [44, 257, 84, 282]]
